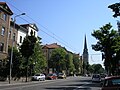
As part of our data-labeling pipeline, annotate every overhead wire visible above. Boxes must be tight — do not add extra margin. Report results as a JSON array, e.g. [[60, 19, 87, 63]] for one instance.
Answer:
[[5, 0, 79, 53]]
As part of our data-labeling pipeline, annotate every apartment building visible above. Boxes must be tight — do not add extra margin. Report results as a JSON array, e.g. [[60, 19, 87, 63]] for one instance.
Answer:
[[42, 43, 63, 73], [0, 2, 13, 60], [42, 43, 61, 61], [0, 2, 39, 61]]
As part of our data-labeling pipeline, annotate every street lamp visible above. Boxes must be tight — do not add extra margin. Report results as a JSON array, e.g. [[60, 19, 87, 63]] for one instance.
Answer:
[[9, 13, 25, 84]]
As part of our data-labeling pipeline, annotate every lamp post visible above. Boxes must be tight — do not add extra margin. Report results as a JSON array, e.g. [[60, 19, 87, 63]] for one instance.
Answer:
[[9, 13, 25, 84]]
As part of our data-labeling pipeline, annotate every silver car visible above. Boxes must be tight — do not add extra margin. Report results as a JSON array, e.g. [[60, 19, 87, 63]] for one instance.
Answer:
[[32, 74, 45, 81]]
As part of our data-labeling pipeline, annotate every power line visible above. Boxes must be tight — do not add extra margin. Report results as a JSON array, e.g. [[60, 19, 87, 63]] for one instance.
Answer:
[[5, 1, 79, 53]]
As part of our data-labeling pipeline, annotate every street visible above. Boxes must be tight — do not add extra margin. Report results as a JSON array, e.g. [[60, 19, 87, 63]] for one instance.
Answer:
[[0, 76, 101, 90]]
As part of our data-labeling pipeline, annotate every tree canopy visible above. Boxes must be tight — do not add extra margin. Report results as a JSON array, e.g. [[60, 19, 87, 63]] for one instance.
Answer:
[[91, 23, 119, 75]]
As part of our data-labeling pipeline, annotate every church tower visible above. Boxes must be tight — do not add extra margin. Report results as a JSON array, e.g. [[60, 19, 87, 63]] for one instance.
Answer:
[[82, 35, 89, 75]]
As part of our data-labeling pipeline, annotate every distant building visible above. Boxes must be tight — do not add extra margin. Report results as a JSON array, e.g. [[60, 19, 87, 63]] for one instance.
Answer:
[[42, 43, 61, 73], [82, 35, 89, 75]]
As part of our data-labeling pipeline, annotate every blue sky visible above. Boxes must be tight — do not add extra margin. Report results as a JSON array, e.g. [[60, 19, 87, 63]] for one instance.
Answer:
[[2, 0, 120, 66]]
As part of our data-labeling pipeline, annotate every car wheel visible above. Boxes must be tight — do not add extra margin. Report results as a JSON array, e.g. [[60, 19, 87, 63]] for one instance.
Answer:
[[38, 78, 41, 81], [43, 78, 45, 81]]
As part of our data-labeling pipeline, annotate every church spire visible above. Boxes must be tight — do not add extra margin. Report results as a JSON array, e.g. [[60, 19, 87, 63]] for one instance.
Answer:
[[84, 35, 87, 51], [82, 34, 89, 75], [83, 34, 88, 53], [83, 34, 89, 63]]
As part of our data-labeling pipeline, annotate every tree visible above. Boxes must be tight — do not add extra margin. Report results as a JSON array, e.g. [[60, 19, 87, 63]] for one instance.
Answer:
[[73, 54, 81, 75], [65, 53, 75, 75], [20, 33, 37, 82], [91, 23, 118, 75], [92, 64, 104, 74], [108, 3, 120, 18], [7, 47, 23, 80], [88, 65, 94, 74], [30, 37, 47, 75], [0, 59, 8, 81], [50, 48, 67, 73]]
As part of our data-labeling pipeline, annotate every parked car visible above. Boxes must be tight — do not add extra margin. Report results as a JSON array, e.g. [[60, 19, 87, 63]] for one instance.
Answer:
[[46, 73, 57, 80], [101, 76, 120, 90], [32, 73, 45, 81], [58, 73, 66, 79], [92, 74, 101, 82]]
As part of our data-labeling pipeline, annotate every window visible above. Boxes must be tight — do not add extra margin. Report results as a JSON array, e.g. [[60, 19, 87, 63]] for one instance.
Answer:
[[30, 30, 33, 35], [9, 31, 11, 39], [20, 36, 22, 43], [1, 26, 5, 35], [0, 43, 4, 52], [9, 27, 12, 39], [2, 13, 7, 21]]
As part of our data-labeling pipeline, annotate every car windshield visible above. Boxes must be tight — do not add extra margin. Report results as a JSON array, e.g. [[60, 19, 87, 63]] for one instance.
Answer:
[[48, 74, 53, 76], [59, 73, 63, 75], [35, 74, 40, 76], [93, 75, 100, 78]]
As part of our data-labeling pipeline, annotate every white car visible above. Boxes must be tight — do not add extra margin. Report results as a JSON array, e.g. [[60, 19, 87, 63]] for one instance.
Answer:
[[32, 74, 45, 81]]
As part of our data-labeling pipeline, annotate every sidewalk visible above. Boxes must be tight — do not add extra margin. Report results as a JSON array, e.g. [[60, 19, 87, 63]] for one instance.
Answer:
[[0, 77, 33, 86], [0, 80, 32, 86]]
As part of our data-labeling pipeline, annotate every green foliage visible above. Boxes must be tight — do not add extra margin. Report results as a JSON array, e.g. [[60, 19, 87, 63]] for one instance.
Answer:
[[30, 42, 47, 74], [108, 3, 120, 18], [4, 47, 24, 79], [20, 35, 37, 59], [20, 35, 37, 81], [50, 48, 67, 72], [91, 23, 119, 75], [88, 64, 104, 74], [73, 54, 81, 74], [65, 53, 75, 75], [93, 64, 104, 74], [0, 60, 7, 81]]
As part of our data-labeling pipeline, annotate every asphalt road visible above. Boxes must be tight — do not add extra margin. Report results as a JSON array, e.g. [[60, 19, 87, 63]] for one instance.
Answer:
[[0, 76, 101, 90]]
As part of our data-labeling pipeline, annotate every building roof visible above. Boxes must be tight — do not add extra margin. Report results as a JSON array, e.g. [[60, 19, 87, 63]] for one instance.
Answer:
[[20, 23, 39, 31], [42, 43, 61, 49], [0, 2, 13, 15]]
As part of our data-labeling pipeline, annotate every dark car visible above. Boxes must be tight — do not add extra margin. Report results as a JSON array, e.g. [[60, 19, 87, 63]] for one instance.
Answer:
[[46, 73, 57, 80], [92, 74, 101, 82], [101, 76, 120, 90]]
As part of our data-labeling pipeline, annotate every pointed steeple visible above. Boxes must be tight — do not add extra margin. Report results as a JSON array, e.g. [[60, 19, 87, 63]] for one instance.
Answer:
[[83, 34, 89, 63], [83, 34, 88, 53], [82, 34, 89, 75], [84, 35, 87, 51]]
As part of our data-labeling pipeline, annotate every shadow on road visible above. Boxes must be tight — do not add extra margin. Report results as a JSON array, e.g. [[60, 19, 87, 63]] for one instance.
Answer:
[[45, 79, 101, 90]]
